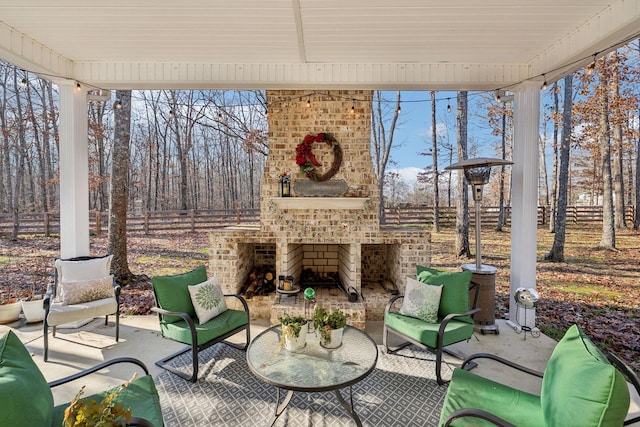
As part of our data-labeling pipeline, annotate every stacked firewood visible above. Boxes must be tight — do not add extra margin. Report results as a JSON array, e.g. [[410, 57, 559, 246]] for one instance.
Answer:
[[242, 266, 276, 299]]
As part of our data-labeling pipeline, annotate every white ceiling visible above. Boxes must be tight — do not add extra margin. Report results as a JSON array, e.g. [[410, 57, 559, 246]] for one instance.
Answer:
[[1, 0, 639, 90]]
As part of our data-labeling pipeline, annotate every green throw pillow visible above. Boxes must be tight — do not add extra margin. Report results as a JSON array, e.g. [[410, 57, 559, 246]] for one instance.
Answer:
[[0, 331, 54, 427], [152, 266, 207, 323], [540, 325, 630, 426], [416, 265, 473, 323]]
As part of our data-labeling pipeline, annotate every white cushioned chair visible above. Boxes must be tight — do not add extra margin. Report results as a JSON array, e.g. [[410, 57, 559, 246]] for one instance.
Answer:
[[43, 255, 120, 361]]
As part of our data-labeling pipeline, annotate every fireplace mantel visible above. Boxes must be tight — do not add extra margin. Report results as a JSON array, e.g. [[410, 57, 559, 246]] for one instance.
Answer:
[[271, 197, 369, 210]]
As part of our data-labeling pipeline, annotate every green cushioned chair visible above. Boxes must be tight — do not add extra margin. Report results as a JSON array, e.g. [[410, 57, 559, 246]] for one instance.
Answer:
[[151, 266, 250, 382], [0, 330, 163, 427], [439, 325, 638, 427], [383, 267, 480, 385]]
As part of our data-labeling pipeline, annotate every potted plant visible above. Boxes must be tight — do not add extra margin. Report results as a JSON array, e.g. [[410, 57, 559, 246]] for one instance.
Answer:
[[277, 312, 308, 352], [22, 254, 49, 323], [0, 291, 22, 324], [63, 374, 144, 427], [312, 306, 347, 349]]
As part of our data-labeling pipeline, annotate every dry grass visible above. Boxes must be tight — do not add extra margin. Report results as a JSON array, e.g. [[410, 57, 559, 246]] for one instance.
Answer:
[[2, 224, 638, 370], [431, 224, 640, 371]]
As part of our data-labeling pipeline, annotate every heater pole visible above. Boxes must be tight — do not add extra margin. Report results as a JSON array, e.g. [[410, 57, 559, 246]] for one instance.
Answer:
[[475, 200, 482, 270]]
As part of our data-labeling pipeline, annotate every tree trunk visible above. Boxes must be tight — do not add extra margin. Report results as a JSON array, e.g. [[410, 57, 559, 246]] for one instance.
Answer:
[[546, 75, 573, 262], [455, 91, 471, 258], [11, 68, 27, 240], [431, 91, 440, 232], [611, 57, 626, 229], [548, 83, 560, 232], [496, 107, 507, 231], [597, 69, 616, 250], [108, 90, 134, 283]]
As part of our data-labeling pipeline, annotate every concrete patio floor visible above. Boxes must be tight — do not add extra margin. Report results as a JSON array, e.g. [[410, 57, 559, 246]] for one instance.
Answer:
[[3, 315, 638, 425]]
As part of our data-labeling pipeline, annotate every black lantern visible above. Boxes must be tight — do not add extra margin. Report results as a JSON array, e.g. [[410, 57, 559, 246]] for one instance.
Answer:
[[279, 175, 291, 197]]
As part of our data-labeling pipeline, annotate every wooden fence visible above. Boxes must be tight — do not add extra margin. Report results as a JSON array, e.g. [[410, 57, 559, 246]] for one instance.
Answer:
[[0, 205, 635, 237]]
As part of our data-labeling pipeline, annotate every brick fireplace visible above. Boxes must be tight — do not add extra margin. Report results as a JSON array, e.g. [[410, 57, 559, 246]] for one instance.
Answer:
[[209, 90, 430, 328]]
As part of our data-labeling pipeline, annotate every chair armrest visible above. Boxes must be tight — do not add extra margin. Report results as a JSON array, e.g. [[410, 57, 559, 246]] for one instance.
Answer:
[[442, 408, 517, 427], [460, 352, 544, 378], [224, 294, 249, 312], [112, 277, 122, 300], [48, 357, 150, 388], [44, 284, 54, 311], [606, 352, 640, 426], [384, 295, 404, 316], [150, 307, 196, 327], [438, 307, 481, 335], [129, 417, 156, 427]]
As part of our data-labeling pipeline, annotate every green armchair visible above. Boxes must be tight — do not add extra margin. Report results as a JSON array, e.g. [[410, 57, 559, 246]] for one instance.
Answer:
[[151, 266, 250, 382], [0, 330, 163, 427], [439, 325, 637, 426], [383, 267, 480, 385]]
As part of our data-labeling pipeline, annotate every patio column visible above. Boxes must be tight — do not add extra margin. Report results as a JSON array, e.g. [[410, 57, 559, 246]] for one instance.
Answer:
[[58, 81, 90, 258], [510, 81, 540, 328]]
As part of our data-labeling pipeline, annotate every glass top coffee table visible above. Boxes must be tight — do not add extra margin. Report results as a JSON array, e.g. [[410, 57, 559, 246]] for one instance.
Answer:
[[247, 324, 378, 426]]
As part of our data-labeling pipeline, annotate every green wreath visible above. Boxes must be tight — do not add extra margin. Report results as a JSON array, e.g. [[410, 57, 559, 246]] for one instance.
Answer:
[[295, 133, 343, 182]]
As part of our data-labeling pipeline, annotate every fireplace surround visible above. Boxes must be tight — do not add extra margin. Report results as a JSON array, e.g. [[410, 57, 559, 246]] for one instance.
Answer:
[[209, 90, 430, 327]]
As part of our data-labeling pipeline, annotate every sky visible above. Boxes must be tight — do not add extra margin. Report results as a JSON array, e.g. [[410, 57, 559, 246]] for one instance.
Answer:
[[383, 90, 502, 185]]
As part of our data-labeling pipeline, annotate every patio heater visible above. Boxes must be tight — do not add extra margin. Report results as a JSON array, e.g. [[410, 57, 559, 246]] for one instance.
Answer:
[[445, 157, 513, 334]]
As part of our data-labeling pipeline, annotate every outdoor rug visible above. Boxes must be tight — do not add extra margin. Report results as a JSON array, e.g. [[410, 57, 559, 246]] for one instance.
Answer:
[[154, 343, 449, 426]]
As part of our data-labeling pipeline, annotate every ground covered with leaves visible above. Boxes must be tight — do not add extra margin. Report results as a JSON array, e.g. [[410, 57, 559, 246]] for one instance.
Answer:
[[1, 225, 638, 371]]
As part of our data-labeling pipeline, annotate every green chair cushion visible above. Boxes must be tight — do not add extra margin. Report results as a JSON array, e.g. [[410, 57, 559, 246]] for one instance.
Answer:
[[416, 266, 473, 324], [161, 308, 249, 346], [540, 325, 630, 426], [385, 312, 474, 348], [0, 331, 54, 427], [52, 374, 163, 427], [152, 265, 207, 323], [439, 368, 544, 427]]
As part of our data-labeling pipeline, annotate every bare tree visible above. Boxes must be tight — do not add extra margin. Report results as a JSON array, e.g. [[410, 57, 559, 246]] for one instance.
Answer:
[[610, 52, 627, 229], [455, 91, 471, 258], [107, 90, 133, 282], [431, 91, 440, 232], [546, 74, 573, 261], [597, 66, 616, 250], [496, 102, 509, 231], [548, 83, 560, 232], [371, 91, 401, 222]]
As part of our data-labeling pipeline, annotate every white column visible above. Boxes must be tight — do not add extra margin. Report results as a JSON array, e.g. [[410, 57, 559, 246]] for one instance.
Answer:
[[58, 82, 90, 258], [510, 81, 540, 327]]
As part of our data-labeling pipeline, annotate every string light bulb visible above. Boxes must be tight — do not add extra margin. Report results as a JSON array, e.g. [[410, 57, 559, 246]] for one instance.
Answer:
[[114, 100, 122, 109], [265, 108, 268, 117], [541, 74, 547, 90], [586, 54, 597, 75], [495, 91, 502, 103], [396, 105, 402, 114], [350, 99, 355, 114], [447, 100, 451, 112], [168, 110, 174, 118], [306, 97, 311, 108], [75, 82, 82, 91], [19, 78, 27, 89]]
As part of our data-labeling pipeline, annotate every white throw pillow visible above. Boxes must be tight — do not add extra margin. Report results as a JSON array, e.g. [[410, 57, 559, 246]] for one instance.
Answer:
[[60, 275, 115, 305], [55, 255, 113, 281], [188, 277, 227, 324], [400, 276, 442, 323]]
